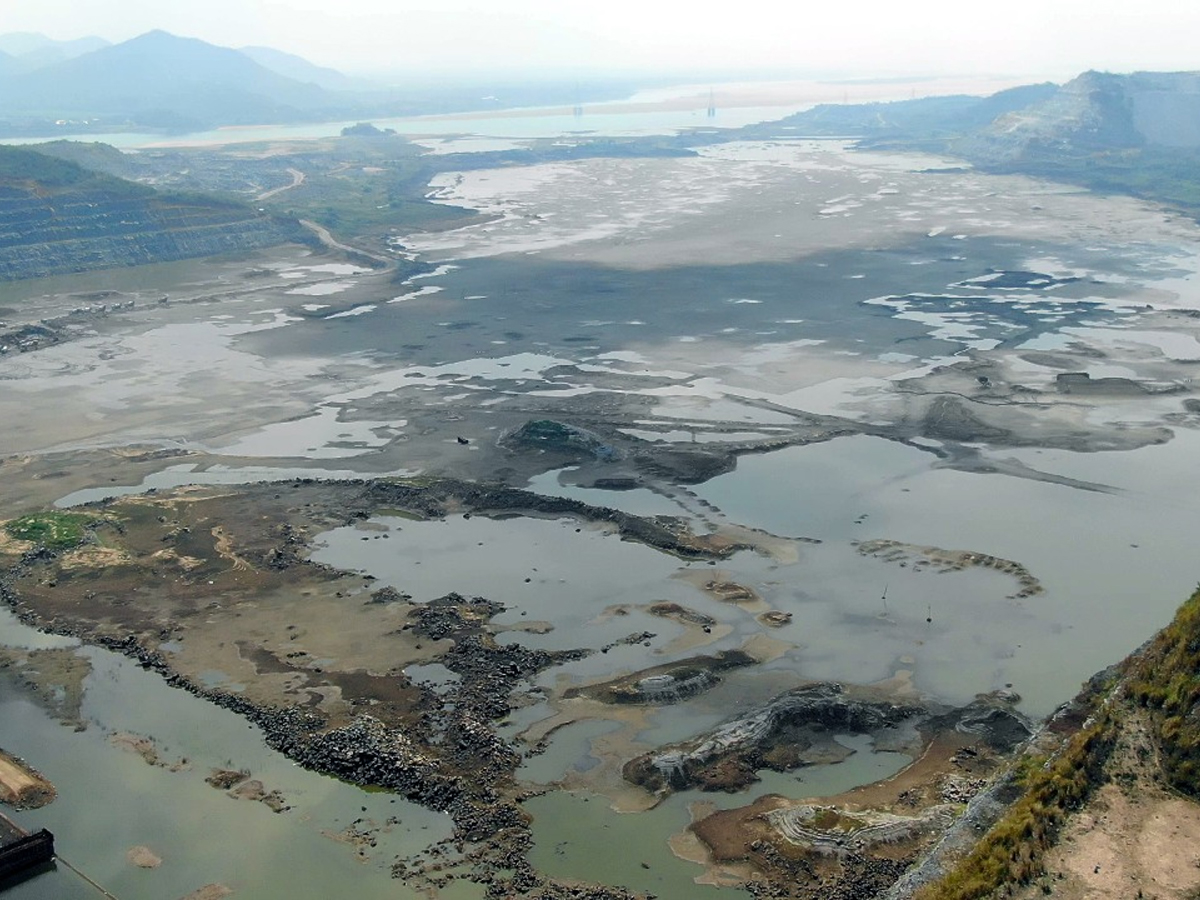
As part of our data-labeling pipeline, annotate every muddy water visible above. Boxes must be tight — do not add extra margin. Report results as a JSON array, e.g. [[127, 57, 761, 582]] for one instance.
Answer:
[[311, 514, 709, 658], [694, 430, 1200, 714], [0, 610, 462, 900], [309, 509, 1012, 896], [526, 790, 739, 900], [524, 735, 909, 900]]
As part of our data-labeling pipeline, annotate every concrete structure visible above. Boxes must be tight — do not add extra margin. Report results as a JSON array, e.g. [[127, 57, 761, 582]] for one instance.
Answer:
[[0, 811, 54, 885]]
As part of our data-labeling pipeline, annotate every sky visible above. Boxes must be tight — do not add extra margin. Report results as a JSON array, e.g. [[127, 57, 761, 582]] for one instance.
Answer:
[[1, 0, 1198, 81]]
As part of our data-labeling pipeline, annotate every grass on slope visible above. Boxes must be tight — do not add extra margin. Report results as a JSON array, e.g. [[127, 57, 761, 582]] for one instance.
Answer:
[[919, 586, 1200, 900], [1126, 585, 1200, 793], [915, 709, 1116, 900]]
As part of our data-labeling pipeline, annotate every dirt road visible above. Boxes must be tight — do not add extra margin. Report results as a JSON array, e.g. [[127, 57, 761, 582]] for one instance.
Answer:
[[256, 167, 306, 201]]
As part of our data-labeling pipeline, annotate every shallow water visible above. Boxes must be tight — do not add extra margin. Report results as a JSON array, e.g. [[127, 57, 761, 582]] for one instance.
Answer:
[[525, 467, 690, 518], [526, 791, 744, 900], [523, 734, 908, 900], [0, 610, 457, 900], [694, 429, 1200, 713], [311, 514, 713, 668], [55, 463, 411, 508], [306, 448, 1182, 725], [720, 734, 911, 808], [517, 719, 624, 784]]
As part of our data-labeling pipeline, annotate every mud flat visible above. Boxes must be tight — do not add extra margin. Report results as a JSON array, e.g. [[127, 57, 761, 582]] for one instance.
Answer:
[[0, 477, 750, 898], [0, 473, 1051, 899], [4, 135, 1200, 900], [651, 686, 1031, 899]]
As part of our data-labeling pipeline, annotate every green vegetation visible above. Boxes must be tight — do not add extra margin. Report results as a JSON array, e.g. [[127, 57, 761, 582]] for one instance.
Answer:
[[5, 511, 98, 550], [1126, 586, 1200, 794], [916, 709, 1117, 900], [808, 807, 868, 833], [257, 137, 472, 240], [0, 144, 261, 213], [920, 586, 1200, 900]]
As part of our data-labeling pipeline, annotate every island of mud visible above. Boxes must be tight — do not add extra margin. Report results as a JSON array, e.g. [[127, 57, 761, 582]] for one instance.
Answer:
[[0, 475, 1065, 899]]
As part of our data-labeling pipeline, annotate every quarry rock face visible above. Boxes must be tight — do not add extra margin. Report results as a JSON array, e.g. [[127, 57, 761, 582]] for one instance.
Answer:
[[0, 185, 306, 280]]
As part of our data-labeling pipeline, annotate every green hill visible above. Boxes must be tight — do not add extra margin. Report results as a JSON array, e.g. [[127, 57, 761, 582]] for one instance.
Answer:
[[0, 144, 152, 194]]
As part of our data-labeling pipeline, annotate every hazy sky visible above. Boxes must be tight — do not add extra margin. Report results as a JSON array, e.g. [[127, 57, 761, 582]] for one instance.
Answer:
[[2, 0, 1197, 80]]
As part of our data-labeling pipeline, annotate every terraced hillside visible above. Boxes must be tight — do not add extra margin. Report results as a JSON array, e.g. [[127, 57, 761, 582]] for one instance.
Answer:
[[0, 145, 308, 280]]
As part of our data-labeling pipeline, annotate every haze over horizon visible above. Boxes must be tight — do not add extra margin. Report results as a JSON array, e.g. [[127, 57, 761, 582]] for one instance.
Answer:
[[3, 0, 1198, 83]]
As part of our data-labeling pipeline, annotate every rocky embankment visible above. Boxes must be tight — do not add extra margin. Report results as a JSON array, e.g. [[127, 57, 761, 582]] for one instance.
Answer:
[[624, 683, 928, 794], [359, 477, 747, 558], [0, 478, 750, 898]]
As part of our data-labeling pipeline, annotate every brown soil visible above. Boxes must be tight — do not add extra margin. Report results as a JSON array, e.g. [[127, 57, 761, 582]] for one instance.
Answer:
[[820, 732, 985, 811], [687, 729, 1002, 895], [228, 779, 289, 813], [206, 769, 249, 790], [0, 477, 740, 895], [127, 845, 163, 868], [693, 793, 790, 861], [0, 748, 56, 809], [1011, 708, 1200, 900]]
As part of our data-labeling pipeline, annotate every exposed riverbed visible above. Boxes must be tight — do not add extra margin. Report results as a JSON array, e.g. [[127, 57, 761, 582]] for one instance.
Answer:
[[0, 610, 461, 900], [2, 129, 1200, 898]]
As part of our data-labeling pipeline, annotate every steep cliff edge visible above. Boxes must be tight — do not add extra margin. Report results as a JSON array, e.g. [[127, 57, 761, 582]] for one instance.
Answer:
[[905, 586, 1200, 900], [958, 70, 1200, 163], [0, 145, 309, 280]]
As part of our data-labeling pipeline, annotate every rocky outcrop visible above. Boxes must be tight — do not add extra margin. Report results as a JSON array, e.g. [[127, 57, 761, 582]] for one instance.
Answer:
[[564, 651, 755, 705], [625, 684, 1033, 796], [502, 420, 619, 460], [768, 804, 960, 858], [624, 683, 923, 794], [958, 70, 1200, 164]]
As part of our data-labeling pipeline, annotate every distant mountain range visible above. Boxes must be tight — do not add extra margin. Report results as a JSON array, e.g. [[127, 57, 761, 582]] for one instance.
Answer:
[[3, 29, 1200, 219], [757, 71, 1200, 153], [0, 30, 637, 136], [959, 70, 1200, 159], [0, 30, 352, 131], [238, 45, 380, 93], [0, 32, 110, 74]]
